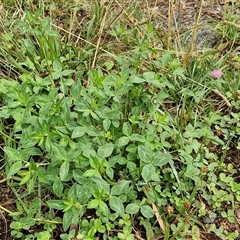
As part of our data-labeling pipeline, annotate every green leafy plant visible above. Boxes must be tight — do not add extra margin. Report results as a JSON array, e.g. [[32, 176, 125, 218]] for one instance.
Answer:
[[0, 1, 240, 240]]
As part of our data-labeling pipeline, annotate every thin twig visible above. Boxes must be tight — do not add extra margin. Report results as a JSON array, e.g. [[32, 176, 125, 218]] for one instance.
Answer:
[[0, 178, 7, 184], [213, 89, 232, 108], [132, 227, 145, 240]]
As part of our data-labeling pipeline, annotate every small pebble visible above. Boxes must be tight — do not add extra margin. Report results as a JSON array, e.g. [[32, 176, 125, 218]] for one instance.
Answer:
[[203, 212, 217, 224]]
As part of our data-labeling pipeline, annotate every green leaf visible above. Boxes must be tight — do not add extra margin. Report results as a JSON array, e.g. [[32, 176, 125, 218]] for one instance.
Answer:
[[125, 203, 140, 214], [126, 144, 137, 153], [63, 210, 73, 231], [173, 66, 185, 79], [86, 125, 100, 136], [140, 205, 154, 218], [83, 169, 101, 178], [153, 153, 172, 167], [117, 136, 129, 147], [111, 180, 131, 196], [71, 126, 86, 138], [99, 200, 110, 216], [52, 72, 62, 80], [61, 99, 71, 123], [53, 179, 64, 197], [110, 155, 127, 165], [28, 176, 36, 194], [106, 167, 114, 179], [53, 60, 62, 72], [103, 119, 111, 131], [97, 143, 114, 158], [63, 78, 75, 86], [184, 165, 200, 180], [0, 108, 10, 118], [108, 110, 121, 120], [129, 134, 145, 142], [169, 160, 180, 184], [61, 69, 75, 76], [52, 143, 67, 160], [92, 177, 110, 194], [7, 161, 22, 179], [143, 71, 156, 80], [4, 147, 22, 161], [60, 161, 69, 181], [109, 196, 124, 216], [47, 200, 66, 210], [104, 61, 114, 70], [19, 171, 31, 185], [141, 164, 155, 182], [156, 91, 169, 101], [71, 80, 82, 99], [88, 199, 100, 209], [123, 122, 132, 136], [36, 231, 51, 240], [129, 75, 145, 83], [138, 145, 152, 163]]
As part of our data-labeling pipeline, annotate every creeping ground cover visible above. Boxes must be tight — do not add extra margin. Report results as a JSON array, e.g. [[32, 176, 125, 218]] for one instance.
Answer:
[[0, 0, 240, 239]]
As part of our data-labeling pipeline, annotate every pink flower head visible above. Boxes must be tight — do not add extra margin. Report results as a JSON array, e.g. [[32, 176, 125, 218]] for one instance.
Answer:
[[211, 69, 222, 79]]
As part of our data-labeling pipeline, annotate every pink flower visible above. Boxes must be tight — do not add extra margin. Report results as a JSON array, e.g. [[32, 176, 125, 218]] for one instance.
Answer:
[[211, 70, 222, 79]]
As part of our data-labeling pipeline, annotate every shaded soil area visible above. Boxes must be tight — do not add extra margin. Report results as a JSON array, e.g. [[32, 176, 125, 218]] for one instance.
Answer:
[[0, 176, 15, 240]]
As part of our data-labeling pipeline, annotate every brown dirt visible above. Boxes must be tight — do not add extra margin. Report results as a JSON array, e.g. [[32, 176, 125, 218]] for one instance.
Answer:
[[0, 176, 15, 240]]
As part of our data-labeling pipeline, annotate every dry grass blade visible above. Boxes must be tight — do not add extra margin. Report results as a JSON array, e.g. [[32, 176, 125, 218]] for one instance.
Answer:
[[152, 202, 165, 232], [213, 89, 232, 107], [51, 22, 116, 58], [183, 0, 204, 67], [114, 0, 144, 38], [223, 20, 240, 30], [0, 178, 7, 184], [91, 0, 113, 70], [167, 0, 174, 50]]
